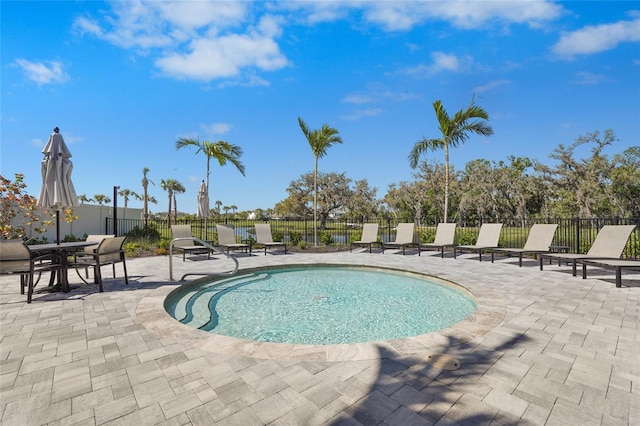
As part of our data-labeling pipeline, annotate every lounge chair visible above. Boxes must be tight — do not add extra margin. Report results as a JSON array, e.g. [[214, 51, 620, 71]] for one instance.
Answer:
[[454, 223, 503, 261], [418, 223, 457, 257], [539, 225, 636, 276], [491, 224, 558, 267], [70, 236, 128, 292], [0, 240, 60, 303], [350, 223, 380, 253], [171, 225, 210, 261], [216, 224, 251, 255], [382, 223, 416, 255], [254, 223, 287, 255], [579, 258, 640, 288]]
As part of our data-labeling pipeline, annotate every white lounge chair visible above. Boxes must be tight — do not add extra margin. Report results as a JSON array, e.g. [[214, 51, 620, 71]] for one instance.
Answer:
[[350, 223, 380, 253], [454, 223, 503, 261], [539, 225, 636, 276], [254, 223, 287, 255], [382, 223, 416, 255], [418, 223, 457, 257], [216, 224, 251, 255], [579, 258, 640, 288], [491, 224, 558, 267], [171, 225, 210, 261]]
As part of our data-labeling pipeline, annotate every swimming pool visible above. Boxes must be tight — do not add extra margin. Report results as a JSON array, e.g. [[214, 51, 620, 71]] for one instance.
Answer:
[[164, 265, 477, 345]]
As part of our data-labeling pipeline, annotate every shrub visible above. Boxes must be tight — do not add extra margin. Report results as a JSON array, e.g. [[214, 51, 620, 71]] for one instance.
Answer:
[[319, 231, 334, 245], [272, 230, 283, 242], [126, 225, 160, 240], [289, 231, 302, 246], [419, 228, 436, 243]]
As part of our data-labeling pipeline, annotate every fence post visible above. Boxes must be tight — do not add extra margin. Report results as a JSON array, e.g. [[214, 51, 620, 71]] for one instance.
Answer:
[[574, 216, 580, 253]]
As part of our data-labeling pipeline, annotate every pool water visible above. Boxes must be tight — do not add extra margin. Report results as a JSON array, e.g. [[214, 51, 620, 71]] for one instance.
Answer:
[[165, 266, 477, 345]]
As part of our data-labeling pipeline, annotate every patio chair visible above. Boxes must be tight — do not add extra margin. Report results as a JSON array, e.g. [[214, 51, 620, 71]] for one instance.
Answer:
[[491, 224, 558, 267], [382, 223, 417, 255], [454, 223, 503, 261], [539, 225, 636, 277], [74, 234, 114, 276], [69, 236, 129, 292], [171, 225, 210, 261], [216, 224, 251, 255], [254, 223, 287, 255], [418, 223, 457, 257], [0, 240, 60, 303], [350, 223, 380, 253], [579, 258, 640, 288]]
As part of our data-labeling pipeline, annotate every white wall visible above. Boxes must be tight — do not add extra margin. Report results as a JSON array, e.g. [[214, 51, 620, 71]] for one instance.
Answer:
[[24, 204, 143, 242]]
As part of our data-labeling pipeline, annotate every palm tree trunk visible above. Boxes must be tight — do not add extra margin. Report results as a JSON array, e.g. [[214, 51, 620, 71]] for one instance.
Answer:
[[444, 142, 450, 223], [205, 157, 210, 241], [314, 157, 318, 246]]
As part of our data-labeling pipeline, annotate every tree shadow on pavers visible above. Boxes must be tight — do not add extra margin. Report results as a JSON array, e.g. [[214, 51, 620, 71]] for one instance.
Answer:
[[330, 333, 530, 425]]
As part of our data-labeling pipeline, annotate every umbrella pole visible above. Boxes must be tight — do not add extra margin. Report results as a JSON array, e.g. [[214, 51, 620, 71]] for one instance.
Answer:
[[56, 210, 61, 244]]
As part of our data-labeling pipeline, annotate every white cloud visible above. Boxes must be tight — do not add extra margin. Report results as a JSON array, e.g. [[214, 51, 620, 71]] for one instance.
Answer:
[[552, 15, 640, 58], [74, 1, 288, 83], [155, 30, 289, 81], [14, 59, 68, 85], [474, 79, 511, 93], [201, 123, 232, 135], [572, 71, 607, 85], [285, 1, 562, 31], [404, 52, 473, 76], [340, 108, 383, 121]]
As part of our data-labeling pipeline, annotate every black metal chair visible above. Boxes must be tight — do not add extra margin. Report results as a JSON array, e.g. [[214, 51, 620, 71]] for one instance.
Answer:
[[0, 240, 60, 303], [72, 236, 128, 292]]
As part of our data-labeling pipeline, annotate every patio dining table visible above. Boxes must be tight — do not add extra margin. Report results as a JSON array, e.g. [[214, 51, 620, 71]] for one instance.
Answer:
[[28, 241, 97, 293]]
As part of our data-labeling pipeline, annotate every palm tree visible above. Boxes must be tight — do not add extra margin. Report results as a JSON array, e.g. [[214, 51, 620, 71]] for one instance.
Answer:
[[117, 188, 139, 219], [176, 137, 245, 238], [172, 182, 186, 223], [409, 95, 494, 223], [230, 205, 237, 218], [160, 179, 185, 224], [93, 194, 111, 228], [215, 200, 223, 216], [77, 194, 93, 204], [298, 117, 343, 245], [141, 167, 155, 226]]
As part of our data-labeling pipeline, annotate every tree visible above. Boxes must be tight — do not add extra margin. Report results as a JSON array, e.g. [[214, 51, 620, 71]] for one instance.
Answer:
[[536, 130, 616, 217], [412, 160, 452, 223], [215, 200, 223, 216], [77, 194, 93, 204], [160, 179, 184, 224], [93, 194, 111, 228], [93, 194, 111, 205], [118, 188, 139, 219], [0, 173, 52, 240], [409, 95, 494, 223], [172, 182, 186, 223], [283, 172, 352, 229], [346, 179, 380, 222], [611, 146, 640, 216], [298, 117, 343, 245], [176, 137, 245, 236], [230, 205, 237, 217], [141, 167, 155, 225]]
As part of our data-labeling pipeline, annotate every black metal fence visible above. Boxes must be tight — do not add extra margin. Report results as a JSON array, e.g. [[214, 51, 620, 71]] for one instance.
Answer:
[[105, 216, 640, 259]]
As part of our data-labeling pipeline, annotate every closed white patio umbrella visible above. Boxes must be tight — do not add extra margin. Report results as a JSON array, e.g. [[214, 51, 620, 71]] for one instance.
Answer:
[[197, 180, 209, 240], [197, 180, 209, 218], [37, 127, 78, 244]]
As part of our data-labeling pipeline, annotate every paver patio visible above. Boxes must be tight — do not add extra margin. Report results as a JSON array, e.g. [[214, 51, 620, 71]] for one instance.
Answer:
[[1, 249, 638, 425]]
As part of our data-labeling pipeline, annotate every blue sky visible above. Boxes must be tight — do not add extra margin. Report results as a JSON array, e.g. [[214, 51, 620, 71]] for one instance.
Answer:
[[2, 1, 639, 215]]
